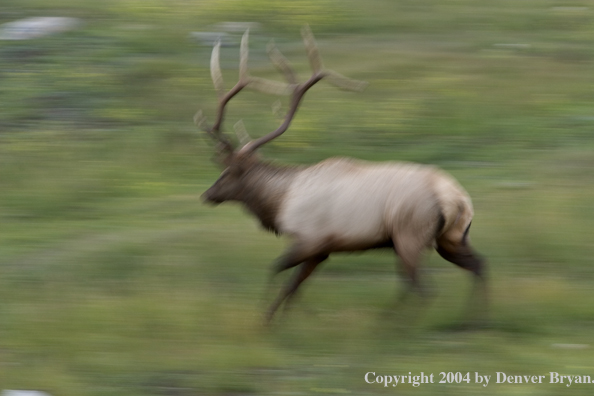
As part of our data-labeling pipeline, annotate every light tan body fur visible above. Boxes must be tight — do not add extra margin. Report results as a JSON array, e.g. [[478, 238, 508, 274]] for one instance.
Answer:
[[278, 158, 473, 256]]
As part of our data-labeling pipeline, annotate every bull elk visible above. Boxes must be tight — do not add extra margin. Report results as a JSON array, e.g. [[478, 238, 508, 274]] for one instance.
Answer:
[[198, 27, 486, 324]]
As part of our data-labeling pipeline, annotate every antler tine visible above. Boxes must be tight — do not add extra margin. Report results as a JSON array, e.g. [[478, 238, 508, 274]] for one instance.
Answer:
[[194, 109, 208, 130], [210, 39, 225, 99], [267, 40, 298, 85], [247, 76, 293, 96], [234, 40, 295, 96], [301, 25, 323, 74], [195, 109, 234, 151], [301, 25, 367, 92], [203, 29, 254, 152], [234, 119, 252, 146], [326, 69, 369, 92], [238, 41, 297, 97], [238, 29, 250, 83]]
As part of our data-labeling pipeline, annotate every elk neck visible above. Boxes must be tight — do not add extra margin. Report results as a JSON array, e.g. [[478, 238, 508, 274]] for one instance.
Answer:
[[237, 159, 303, 234]]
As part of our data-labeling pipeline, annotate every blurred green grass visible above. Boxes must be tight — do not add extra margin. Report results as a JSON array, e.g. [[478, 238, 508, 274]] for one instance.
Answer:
[[1, 0, 594, 395]]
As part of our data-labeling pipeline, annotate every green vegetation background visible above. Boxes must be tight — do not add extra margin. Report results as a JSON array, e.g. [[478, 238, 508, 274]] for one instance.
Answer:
[[1, 0, 594, 394]]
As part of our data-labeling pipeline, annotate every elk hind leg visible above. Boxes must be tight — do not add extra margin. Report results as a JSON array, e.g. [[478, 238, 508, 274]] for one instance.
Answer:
[[436, 224, 488, 322], [393, 232, 431, 303]]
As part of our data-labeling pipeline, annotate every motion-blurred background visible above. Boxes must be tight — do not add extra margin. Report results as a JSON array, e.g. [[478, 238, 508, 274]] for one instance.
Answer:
[[1, 0, 593, 395]]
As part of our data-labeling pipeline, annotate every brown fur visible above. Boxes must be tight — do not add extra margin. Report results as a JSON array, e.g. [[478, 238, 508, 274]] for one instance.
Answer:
[[240, 161, 303, 233], [203, 156, 302, 234]]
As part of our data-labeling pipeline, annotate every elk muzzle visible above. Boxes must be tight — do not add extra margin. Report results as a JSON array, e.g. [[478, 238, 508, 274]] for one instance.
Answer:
[[201, 187, 223, 205]]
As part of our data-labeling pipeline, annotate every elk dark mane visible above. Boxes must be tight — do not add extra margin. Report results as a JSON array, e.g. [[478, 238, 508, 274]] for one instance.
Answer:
[[239, 160, 302, 234]]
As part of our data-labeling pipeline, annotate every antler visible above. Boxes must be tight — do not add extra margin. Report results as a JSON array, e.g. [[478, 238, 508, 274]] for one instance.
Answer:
[[197, 26, 367, 155], [195, 30, 251, 153]]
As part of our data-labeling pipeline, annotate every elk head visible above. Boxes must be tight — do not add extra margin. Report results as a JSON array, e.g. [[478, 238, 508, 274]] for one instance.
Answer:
[[197, 26, 366, 206]]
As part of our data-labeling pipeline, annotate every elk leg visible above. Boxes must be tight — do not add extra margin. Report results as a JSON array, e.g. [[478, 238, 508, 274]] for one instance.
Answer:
[[393, 233, 428, 300], [263, 243, 320, 322], [394, 264, 417, 304], [436, 244, 485, 281], [269, 243, 317, 277], [436, 239, 488, 323], [265, 254, 327, 324], [264, 244, 314, 298], [436, 221, 486, 281], [283, 254, 328, 312], [264, 244, 305, 294]]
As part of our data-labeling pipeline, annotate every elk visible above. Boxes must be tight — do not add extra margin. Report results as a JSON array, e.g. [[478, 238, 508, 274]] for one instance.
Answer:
[[198, 27, 486, 324]]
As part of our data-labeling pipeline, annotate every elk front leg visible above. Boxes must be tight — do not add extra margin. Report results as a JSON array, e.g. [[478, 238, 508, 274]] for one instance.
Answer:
[[265, 253, 328, 324]]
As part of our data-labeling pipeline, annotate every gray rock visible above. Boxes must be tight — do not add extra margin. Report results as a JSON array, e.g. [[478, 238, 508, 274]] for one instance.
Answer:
[[0, 17, 81, 40], [1, 391, 52, 396]]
